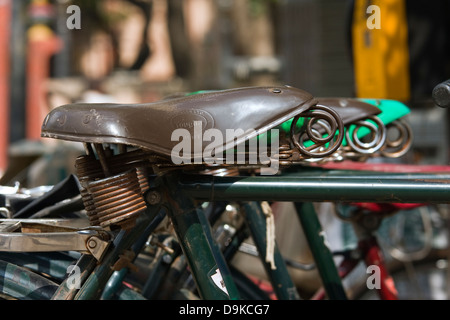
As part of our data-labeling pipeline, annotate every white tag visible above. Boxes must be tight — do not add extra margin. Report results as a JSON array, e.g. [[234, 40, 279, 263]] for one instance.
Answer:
[[210, 268, 229, 296]]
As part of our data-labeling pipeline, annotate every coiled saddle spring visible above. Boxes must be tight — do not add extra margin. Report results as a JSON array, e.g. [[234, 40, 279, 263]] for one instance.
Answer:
[[75, 145, 150, 230]]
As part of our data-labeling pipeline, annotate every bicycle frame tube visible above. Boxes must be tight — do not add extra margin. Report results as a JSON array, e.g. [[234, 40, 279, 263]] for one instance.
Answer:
[[162, 173, 240, 300], [59, 168, 449, 300], [73, 204, 163, 300], [294, 202, 348, 300], [52, 254, 97, 299], [140, 236, 181, 299], [241, 201, 300, 300], [174, 169, 449, 300], [281, 166, 450, 180], [178, 172, 450, 203], [101, 208, 168, 300], [312, 234, 398, 300]]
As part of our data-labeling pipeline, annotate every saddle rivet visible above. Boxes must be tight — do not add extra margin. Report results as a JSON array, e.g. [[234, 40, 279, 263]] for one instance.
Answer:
[[272, 88, 281, 93]]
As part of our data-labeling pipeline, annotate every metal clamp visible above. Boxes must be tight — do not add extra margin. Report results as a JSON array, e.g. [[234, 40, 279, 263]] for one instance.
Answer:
[[0, 219, 111, 262]]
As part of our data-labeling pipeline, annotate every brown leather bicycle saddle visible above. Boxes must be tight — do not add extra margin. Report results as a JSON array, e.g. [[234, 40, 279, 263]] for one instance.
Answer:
[[41, 86, 317, 159], [317, 98, 381, 123]]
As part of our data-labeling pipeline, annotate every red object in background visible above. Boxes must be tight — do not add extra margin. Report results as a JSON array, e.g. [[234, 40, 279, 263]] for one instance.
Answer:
[[317, 160, 450, 173], [311, 236, 398, 300], [0, 0, 11, 172], [26, 36, 62, 141], [362, 236, 398, 300], [352, 202, 424, 214]]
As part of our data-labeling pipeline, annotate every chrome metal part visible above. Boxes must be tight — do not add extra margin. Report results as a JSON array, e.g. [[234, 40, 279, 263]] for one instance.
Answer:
[[345, 115, 387, 154], [0, 219, 111, 261], [0, 229, 101, 255], [86, 235, 111, 261], [0, 220, 21, 232], [0, 218, 90, 229]]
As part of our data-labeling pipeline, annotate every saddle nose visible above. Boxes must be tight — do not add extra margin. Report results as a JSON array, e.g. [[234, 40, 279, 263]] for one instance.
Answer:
[[41, 85, 317, 160]]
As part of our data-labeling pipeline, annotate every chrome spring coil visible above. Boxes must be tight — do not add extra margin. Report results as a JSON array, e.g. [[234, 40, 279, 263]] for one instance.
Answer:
[[290, 105, 345, 158], [381, 119, 413, 158], [345, 115, 387, 154], [278, 144, 293, 166]]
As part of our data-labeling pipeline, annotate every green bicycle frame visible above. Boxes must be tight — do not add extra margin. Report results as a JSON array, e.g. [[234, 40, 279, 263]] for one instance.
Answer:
[[175, 169, 449, 299], [56, 165, 450, 300], [241, 201, 301, 300]]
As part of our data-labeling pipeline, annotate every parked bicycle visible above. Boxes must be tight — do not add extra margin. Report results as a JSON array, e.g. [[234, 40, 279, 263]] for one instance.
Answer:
[[0, 81, 449, 301]]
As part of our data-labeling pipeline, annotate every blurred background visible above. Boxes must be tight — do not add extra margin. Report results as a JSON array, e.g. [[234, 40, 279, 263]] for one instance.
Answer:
[[0, 0, 449, 186]]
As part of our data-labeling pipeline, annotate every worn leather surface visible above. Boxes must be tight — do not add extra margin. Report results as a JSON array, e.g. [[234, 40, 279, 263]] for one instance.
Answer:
[[41, 86, 317, 158], [317, 98, 381, 123]]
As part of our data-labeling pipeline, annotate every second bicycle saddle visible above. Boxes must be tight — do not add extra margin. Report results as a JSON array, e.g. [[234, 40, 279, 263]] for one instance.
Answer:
[[277, 97, 381, 133], [41, 85, 317, 160], [317, 98, 381, 123]]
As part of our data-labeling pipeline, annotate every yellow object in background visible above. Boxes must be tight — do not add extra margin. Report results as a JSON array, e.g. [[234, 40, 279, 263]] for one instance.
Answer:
[[352, 0, 410, 101]]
